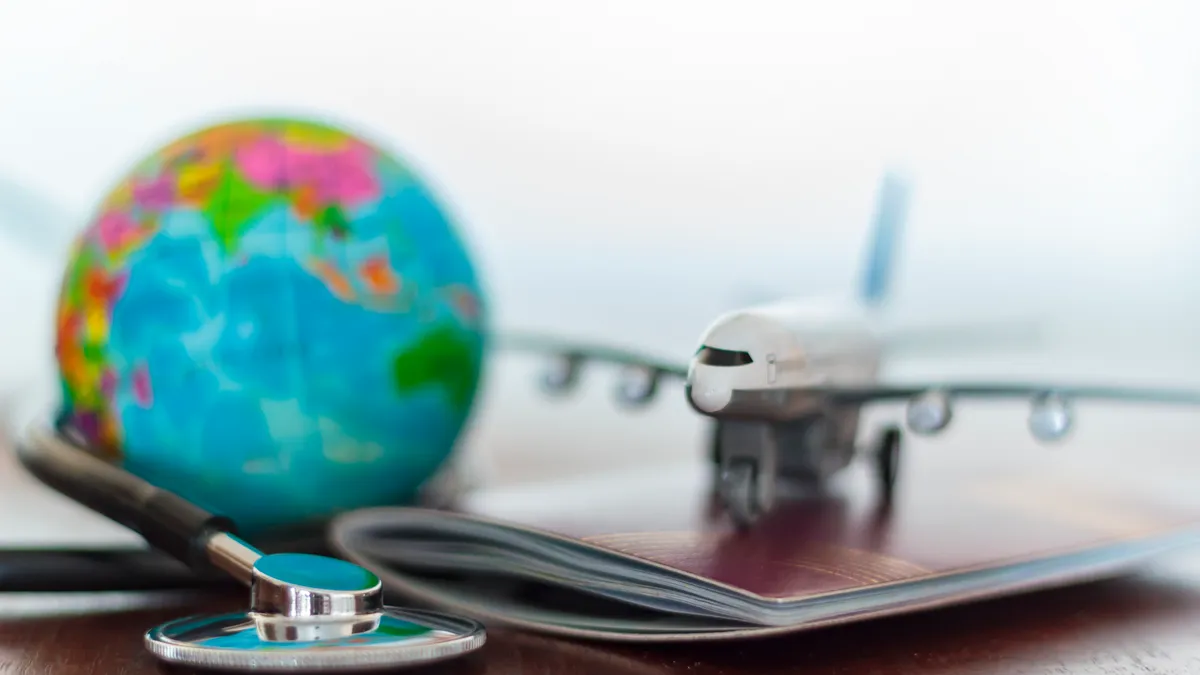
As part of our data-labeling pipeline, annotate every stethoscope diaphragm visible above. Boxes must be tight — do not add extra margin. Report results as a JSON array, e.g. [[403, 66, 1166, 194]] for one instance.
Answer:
[[144, 606, 486, 671]]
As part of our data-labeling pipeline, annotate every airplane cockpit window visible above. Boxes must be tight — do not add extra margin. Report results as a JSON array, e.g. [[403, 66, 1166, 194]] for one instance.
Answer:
[[695, 346, 754, 366]]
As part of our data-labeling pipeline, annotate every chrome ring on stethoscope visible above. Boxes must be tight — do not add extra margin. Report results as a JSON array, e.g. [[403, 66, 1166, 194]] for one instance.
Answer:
[[145, 606, 485, 671], [13, 418, 487, 672]]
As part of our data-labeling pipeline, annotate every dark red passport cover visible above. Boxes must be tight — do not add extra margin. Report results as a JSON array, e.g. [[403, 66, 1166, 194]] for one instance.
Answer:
[[346, 434, 1200, 641]]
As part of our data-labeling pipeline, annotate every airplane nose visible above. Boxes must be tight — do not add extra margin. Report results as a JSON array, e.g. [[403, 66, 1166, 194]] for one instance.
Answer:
[[690, 383, 733, 413]]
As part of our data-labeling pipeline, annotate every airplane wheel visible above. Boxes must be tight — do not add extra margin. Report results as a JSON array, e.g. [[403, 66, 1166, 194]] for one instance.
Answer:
[[719, 460, 760, 528], [876, 426, 902, 501]]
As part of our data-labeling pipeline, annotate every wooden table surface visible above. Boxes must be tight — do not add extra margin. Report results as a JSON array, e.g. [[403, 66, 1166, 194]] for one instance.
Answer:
[[6, 353, 1200, 674], [6, 559, 1200, 674]]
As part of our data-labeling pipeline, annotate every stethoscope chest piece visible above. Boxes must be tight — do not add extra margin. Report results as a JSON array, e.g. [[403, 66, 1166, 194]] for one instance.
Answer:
[[145, 607, 486, 671], [144, 547, 486, 671]]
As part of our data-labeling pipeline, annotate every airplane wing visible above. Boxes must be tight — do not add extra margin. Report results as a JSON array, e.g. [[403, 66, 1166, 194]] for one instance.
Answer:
[[816, 382, 1200, 405], [494, 331, 689, 406], [813, 381, 1200, 441], [495, 331, 1200, 440], [496, 332, 689, 377]]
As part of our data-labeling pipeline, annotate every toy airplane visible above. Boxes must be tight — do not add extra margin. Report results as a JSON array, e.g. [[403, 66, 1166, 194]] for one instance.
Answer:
[[501, 171, 1200, 527]]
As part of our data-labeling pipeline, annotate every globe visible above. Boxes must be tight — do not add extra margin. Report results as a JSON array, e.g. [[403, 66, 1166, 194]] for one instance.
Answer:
[[53, 117, 488, 537]]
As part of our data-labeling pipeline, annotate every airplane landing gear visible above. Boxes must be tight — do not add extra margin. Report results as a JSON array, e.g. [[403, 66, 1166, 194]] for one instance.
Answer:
[[875, 425, 902, 503], [710, 421, 778, 529], [709, 418, 903, 526], [718, 460, 764, 527]]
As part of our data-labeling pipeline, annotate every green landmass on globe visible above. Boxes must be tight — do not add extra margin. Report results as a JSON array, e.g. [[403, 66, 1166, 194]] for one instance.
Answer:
[[53, 117, 488, 536]]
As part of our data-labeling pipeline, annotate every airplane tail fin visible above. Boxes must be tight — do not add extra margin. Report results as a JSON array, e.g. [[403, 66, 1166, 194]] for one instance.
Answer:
[[858, 170, 912, 308]]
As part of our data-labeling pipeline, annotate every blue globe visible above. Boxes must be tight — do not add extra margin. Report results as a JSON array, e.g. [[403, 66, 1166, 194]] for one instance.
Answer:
[[54, 118, 487, 537]]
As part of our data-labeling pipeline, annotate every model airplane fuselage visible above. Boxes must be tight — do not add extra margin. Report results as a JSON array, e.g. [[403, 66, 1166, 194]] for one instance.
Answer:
[[688, 298, 882, 419]]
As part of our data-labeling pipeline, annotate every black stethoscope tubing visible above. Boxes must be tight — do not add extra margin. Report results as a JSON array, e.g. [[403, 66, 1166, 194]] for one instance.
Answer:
[[5, 420, 243, 592], [0, 547, 233, 593]]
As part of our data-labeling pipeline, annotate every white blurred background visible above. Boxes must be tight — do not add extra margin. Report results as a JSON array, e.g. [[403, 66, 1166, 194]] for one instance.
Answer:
[[1, 0, 1200, 516]]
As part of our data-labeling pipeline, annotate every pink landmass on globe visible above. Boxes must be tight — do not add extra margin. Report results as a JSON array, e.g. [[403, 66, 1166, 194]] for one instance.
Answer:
[[235, 137, 380, 205], [94, 212, 141, 252], [132, 365, 153, 408], [100, 370, 118, 399], [132, 175, 176, 210], [235, 137, 288, 189]]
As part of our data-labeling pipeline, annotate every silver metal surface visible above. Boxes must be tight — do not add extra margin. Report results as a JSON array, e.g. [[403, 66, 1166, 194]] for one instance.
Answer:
[[249, 553, 385, 641], [206, 532, 263, 586], [144, 607, 486, 671], [205, 533, 397, 642]]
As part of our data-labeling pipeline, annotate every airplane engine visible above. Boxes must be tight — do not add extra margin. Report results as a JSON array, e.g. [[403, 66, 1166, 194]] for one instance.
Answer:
[[1028, 392, 1073, 442], [905, 389, 953, 435], [539, 353, 584, 395], [614, 364, 659, 407]]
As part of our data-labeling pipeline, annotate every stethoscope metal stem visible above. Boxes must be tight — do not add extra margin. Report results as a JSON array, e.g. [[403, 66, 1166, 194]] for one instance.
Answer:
[[207, 532, 261, 586]]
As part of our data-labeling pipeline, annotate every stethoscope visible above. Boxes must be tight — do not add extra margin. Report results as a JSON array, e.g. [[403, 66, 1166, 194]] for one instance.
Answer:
[[10, 417, 487, 672]]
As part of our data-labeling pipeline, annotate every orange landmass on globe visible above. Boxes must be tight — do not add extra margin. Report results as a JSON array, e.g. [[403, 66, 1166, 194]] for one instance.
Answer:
[[360, 256, 400, 295]]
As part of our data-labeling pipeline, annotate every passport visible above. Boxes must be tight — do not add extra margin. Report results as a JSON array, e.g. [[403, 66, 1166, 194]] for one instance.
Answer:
[[329, 438, 1200, 641]]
